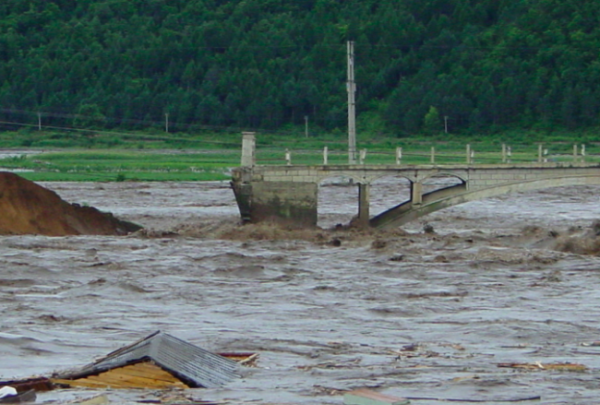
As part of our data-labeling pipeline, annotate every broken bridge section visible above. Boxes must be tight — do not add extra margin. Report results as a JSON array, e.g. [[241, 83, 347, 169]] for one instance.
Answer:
[[231, 161, 600, 229], [231, 132, 600, 229]]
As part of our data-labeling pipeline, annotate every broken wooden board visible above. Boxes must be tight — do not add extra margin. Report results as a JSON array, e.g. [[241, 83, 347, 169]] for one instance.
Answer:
[[69, 394, 109, 405], [220, 353, 259, 367], [344, 388, 410, 405], [497, 362, 588, 371], [0, 377, 53, 392]]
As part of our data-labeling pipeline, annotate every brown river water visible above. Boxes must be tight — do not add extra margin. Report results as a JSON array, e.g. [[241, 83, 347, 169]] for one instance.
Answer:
[[2, 178, 600, 404]]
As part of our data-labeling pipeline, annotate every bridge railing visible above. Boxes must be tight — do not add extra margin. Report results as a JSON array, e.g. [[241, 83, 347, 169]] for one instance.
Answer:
[[250, 142, 594, 166]]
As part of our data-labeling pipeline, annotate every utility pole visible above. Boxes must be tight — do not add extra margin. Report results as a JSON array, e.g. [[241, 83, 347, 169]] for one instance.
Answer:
[[347, 40, 357, 164]]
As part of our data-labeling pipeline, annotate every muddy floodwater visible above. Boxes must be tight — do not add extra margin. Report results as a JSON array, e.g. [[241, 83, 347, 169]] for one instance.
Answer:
[[2, 179, 600, 404]]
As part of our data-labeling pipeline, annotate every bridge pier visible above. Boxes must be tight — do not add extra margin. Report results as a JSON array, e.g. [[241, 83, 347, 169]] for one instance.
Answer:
[[356, 183, 370, 227], [231, 168, 318, 228], [411, 181, 423, 205]]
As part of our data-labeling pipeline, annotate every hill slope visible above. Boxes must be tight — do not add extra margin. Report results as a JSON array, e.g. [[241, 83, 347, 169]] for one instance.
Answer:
[[1, 0, 599, 135]]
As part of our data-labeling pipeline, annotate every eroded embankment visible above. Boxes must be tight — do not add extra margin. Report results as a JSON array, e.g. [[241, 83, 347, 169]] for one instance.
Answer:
[[0, 172, 141, 236]]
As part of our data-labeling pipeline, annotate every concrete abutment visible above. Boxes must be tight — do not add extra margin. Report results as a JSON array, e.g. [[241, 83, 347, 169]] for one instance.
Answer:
[[232, 169, 318, 228]]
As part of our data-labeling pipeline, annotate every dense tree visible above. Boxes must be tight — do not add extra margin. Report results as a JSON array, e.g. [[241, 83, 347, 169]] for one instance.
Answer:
[[1, 0, 600, 136]]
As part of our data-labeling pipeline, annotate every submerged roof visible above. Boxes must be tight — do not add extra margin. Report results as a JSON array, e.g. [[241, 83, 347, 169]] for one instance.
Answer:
[[59, 331, 239, 388]]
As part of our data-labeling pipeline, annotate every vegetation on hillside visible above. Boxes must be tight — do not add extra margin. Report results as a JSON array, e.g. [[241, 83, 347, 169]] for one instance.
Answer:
[[1, 0, 599, 137]]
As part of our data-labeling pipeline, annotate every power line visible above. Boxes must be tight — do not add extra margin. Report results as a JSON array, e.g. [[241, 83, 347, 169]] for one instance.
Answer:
[[0, 107, 322, 140], [0, 120, 243, 147]]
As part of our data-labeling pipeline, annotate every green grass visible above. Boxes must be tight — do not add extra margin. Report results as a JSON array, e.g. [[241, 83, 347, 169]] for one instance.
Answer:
[[1, 129, 599, 181], [16, 171, 229, 182], [0, 150, 238, 181]]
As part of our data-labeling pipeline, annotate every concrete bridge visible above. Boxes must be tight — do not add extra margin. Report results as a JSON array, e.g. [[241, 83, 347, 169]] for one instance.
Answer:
[[231, 134, 600, 229]]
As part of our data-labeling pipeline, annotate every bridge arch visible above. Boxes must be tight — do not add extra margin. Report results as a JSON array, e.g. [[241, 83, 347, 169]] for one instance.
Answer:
[[369, 174, 464, 220], [371, 175, 600, 229], [317, 175, 357, 228], [369, 174, 413, 219], [419, 170, 468, 183]]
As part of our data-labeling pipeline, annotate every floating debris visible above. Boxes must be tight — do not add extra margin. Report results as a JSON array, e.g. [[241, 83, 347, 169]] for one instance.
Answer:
[[0, 387, 36, 404], [497, 362, 587, 371], [51, 331, 240, 389], [344, 388, 410, 405], [1, 331, 256, 397]]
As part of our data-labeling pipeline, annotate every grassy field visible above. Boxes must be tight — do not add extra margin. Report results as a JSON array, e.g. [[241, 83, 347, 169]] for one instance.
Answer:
[[0, 150, 238, 181], [0, 128, 599, 181]]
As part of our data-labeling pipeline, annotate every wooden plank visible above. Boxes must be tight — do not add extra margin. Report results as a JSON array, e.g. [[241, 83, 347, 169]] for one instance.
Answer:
[[109, 368, 187, 388], [52, 362, 189, 390], [87, 372, 185, 389], [127, 363, 184, 381], [115, 363, 180, 380], [84, 376, 138, 389], [87, 374, 172, 389], [111, 364, 185, 384], [51, 378, 117, 389]]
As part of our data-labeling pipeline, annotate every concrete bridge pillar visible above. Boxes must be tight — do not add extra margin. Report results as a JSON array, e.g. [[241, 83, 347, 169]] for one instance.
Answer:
[[231, 169, 318, 228], [411, 181, 423, 205]]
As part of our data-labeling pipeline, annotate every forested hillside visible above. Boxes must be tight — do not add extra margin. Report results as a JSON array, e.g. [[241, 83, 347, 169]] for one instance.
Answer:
[[1, 0, 599, 136]]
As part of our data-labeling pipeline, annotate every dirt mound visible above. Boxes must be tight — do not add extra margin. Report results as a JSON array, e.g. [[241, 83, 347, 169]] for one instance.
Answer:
[[0, 172, 141, 236]]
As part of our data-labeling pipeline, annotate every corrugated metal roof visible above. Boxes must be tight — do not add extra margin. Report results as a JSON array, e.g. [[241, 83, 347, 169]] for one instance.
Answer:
[[58, 331, 239, 388]]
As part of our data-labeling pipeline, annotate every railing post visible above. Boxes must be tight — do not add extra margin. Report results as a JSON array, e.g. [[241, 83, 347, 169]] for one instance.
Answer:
[[396, 147, 402, 165], [323, 146, 328, 165], [538, 144, 543, 163], [359, 148, 367, 165], [573, 144, 578, 162], [507, 146, 512, 163], [241, 131, 256, 167], [581, 144, 586, 163], [502, 143, 506, 163], [466, 144, 471, 164], [285, 148, 291, 165], [430, 146, 435, 164]]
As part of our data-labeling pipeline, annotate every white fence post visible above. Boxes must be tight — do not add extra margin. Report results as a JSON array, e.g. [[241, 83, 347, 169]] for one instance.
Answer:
[[359, 149, 367, 165], [396, 147, 402, 165]]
